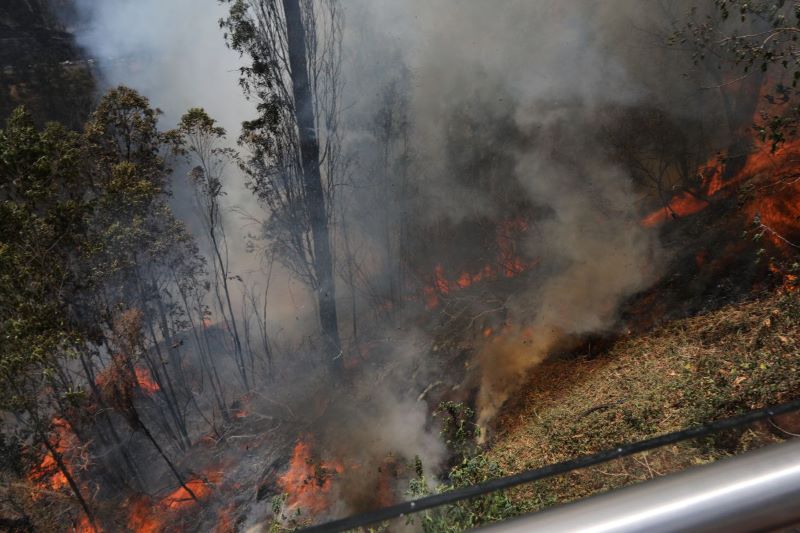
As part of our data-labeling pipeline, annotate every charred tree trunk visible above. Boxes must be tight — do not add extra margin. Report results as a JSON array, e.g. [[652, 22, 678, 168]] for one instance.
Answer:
[[137, 421, 198, 502], [78, 353, 145, 490], [40, 437, 96, 530], [209, 228, 249, 390], [282, 0, 342, 375]]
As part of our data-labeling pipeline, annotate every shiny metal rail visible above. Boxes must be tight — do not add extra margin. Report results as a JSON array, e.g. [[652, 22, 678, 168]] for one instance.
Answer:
[[484, 438, 800, 533]]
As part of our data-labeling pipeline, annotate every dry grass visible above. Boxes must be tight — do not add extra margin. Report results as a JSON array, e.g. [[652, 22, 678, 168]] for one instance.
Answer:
[[486, 290, 800, 513]]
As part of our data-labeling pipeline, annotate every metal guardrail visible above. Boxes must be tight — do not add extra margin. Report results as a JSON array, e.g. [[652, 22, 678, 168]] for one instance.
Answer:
[[484, 437, 800, 532], [302, 398, 800, 532]]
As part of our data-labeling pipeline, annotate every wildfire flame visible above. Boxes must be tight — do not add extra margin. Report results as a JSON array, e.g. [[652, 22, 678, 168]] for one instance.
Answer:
[[642, 138, 800, 231], [134, 367, 160, 394], [27, 418, 74, 493], [278, 438, 343, 515], [126, 497, 163, 533], [162, 477, 217, 510], [770, 262, 799, 293], [123, 473, 220, 533], [95, 358, 160, 396], [423, 218, 536, 309], [640, 131, 800, 294]]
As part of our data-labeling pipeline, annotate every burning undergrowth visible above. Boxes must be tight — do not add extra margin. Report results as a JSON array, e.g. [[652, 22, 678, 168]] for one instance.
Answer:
[[627, 133, 800, 327], [10, 82, 800, 533], [6, 2, 800, 532], [411, 86, 800, 446]]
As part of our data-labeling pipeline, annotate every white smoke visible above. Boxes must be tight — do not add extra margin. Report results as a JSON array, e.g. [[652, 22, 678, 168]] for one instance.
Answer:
[[72, 0, 324, 332], [71, 0, 697, 519], [339, 0, 670, 431]]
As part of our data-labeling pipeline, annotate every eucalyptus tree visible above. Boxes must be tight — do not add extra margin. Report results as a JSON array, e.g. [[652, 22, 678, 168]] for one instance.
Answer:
[[0, 107, 97, 528], [0, 88, 228, 528], [178, 108, 252, 389], [676, 0, 797, 148], [220, 0, 345, 375]]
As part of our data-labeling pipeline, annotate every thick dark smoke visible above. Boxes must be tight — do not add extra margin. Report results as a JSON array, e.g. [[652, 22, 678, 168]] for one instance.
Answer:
[[71, 0, 734, 522], [342, 0, 685, 433]]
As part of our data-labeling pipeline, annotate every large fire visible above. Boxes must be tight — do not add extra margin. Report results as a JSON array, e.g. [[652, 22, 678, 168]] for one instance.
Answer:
[[278, 438, 344, 515], [15, 71, 800, 533], [642, 137, 800, 250]]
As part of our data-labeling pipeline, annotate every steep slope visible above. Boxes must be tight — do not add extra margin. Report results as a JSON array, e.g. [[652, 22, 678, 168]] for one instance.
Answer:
[[487, 289, 800, 513]]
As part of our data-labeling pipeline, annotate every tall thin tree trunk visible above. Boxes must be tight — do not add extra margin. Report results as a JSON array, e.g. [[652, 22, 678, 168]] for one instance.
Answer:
[[209, 228, 249, 389], [173, 274, 229, 419], [41, 437, 96, 530], [137, 421, 198, 502], [282, 0, 342, 375], [78, 354, 144, 490]]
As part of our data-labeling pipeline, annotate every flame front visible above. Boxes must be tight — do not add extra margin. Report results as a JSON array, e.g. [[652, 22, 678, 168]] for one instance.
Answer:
[[642, 138, 800, 231], [122, 471, 220, 532], [27, 418, 73, 493], [423, 218, 536, 309], [278, 439, 343, 515], [134, 367, 160, 394]]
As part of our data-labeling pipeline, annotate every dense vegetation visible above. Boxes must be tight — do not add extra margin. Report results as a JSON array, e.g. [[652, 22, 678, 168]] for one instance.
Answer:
[[2, 0, 800, 531]]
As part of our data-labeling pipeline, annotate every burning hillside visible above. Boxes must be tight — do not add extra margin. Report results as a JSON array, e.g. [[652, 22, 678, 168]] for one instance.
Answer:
[[278, 438, 343, 515], [2, 0, 800, 531]]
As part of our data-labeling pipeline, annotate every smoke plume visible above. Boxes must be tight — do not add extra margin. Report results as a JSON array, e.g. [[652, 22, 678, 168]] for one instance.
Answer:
[[69, 0, 713, 521], [342, 0, 671, 431]]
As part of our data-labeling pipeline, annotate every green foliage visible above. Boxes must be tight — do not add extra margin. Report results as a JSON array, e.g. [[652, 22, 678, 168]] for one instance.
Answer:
[[0, 107, 87, 410], [0, 87, 211, 510], [404, 402, 519, 532], [434, 401, 480, 461], [177, 107, 233, 205], [407, 455, 519, 532], [677, 1, 800, 148]]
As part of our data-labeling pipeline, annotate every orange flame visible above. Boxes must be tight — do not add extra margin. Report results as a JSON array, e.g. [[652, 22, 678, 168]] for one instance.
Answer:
[[642, 135, 800, 230], [641, 129, 800, 293], [162, 474, 219, 510], [423, 218, 535, 309], [769, 262, 799, 293], [95, 358, 160, 396], [76, 514, 102, 533], [134, 367, 160, 394], [123, 472, 220, 533], [278, 438, 343, 515], [126, 497, 163, 533], [30, 453, 68, 491], [641, 191, 710, 227], [28, 418, 73, 493]]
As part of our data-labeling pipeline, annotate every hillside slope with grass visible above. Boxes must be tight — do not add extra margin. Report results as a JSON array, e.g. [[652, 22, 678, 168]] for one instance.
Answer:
[[483, 289, 800, 515]]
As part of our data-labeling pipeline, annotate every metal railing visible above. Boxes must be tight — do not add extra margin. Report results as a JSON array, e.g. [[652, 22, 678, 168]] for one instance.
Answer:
[[302, 398, 800, 532], [484, 438, 800, 532]]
